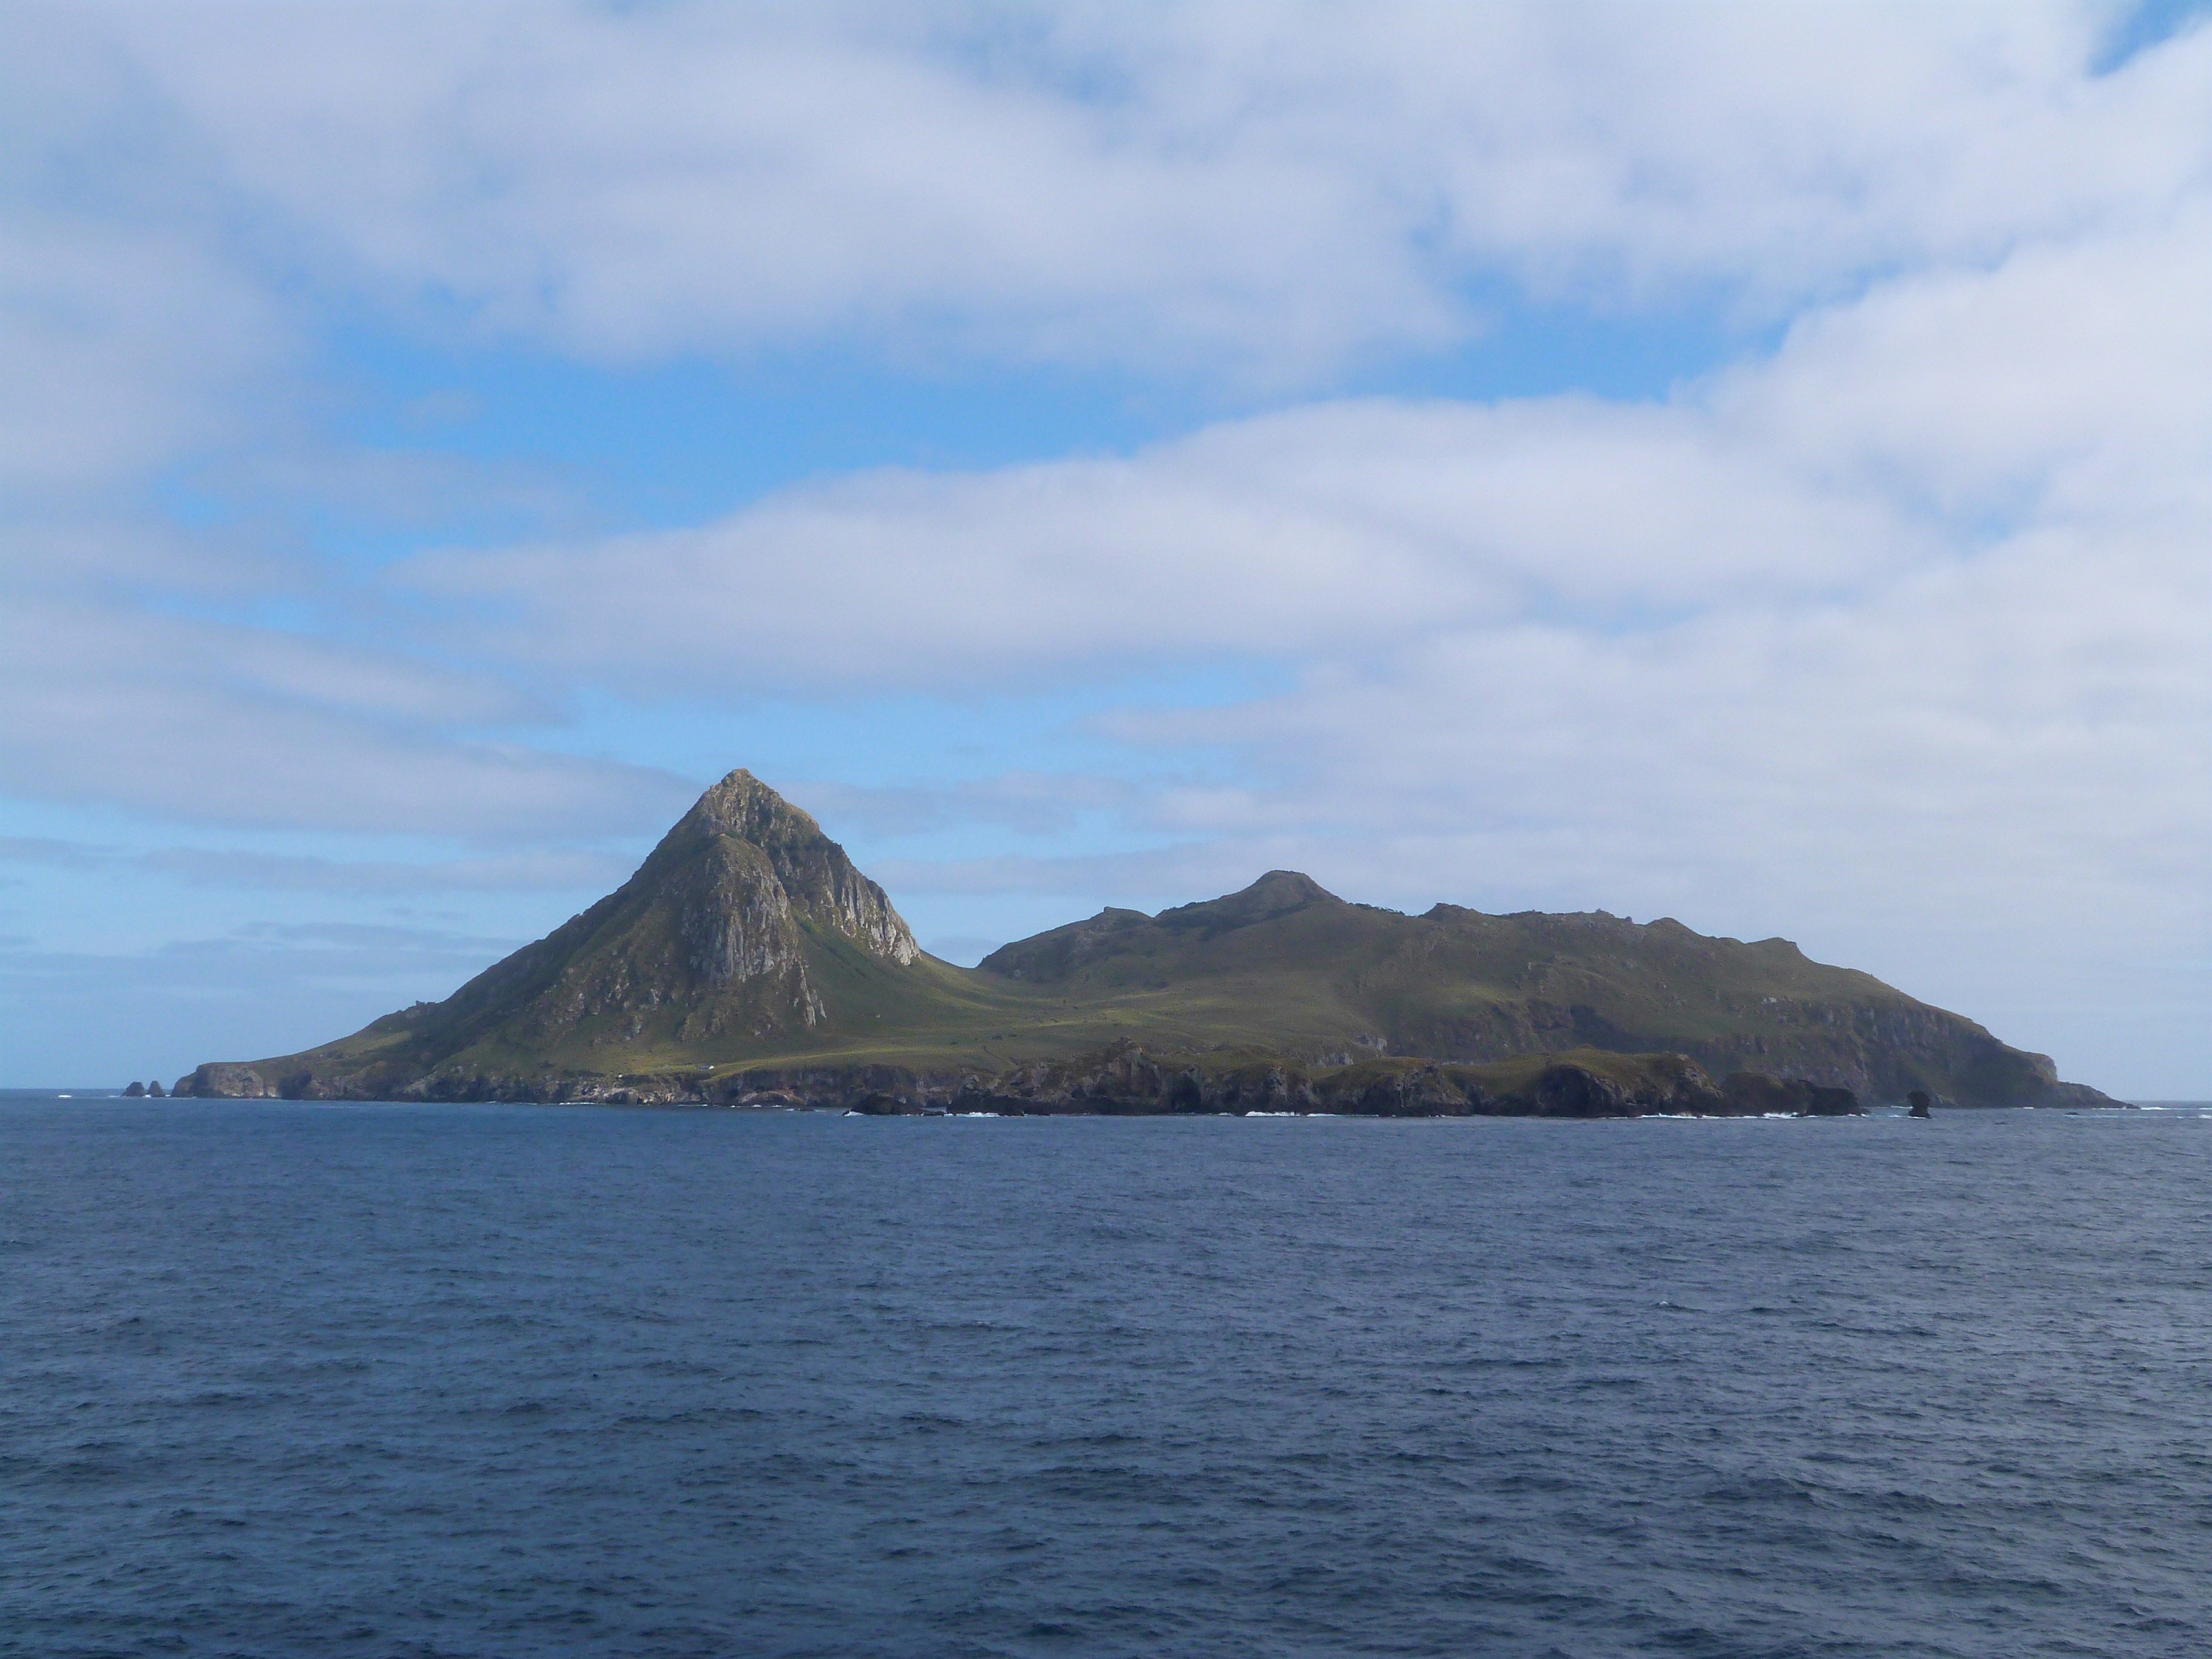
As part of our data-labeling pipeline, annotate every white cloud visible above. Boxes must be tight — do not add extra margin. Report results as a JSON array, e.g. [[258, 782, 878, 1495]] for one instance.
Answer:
[[399, 394, 1936, 687], [58, 1, 2211, 375], [0, 216, 282, 504], [402, 205, 2206, 687], [0, 9, 293, 507], [0, 591, 696, 836]]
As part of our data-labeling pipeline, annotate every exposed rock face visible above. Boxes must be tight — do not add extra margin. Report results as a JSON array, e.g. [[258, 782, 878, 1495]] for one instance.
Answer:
[[684, 771, 919, 967], [456, 769, 918, 1050], [190, 770, 931, 1097], [122, 1081, 145, 1097], [174, 1062, 276, 1098], [981, 874, 2109, 1109], [898, 1042, 1854, 1120], [178, 767, 2113, 1110], [1722, 1071, 1860, 1116]]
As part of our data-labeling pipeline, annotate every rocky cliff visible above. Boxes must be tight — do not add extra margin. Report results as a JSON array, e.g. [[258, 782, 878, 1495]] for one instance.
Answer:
[[976, 874, 2110, 1109], [173, 770, 2116, 1113], [177, 770, 931, 1100]]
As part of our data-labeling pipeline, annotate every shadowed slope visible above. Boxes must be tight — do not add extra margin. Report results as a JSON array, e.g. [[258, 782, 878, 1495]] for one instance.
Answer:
[[177, 776, 2112, 1108], [979, 873, 2095, 1105], [181, 771, 978, 1097]]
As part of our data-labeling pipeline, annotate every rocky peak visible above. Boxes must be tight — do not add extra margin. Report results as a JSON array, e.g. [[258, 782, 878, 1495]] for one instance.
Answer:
[[650, 769, 919, 967], [372, 766, 928, 1056], [1160, 869, 1343, 933], [679, 768, 821, 848]]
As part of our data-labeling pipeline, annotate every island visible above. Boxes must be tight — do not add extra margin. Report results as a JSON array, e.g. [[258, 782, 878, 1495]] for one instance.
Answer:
[[171, 769, 2116, 1116]]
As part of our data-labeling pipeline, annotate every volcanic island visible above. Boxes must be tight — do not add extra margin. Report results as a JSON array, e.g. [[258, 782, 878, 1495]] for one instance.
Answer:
[[170, 770, 2115, 1116]]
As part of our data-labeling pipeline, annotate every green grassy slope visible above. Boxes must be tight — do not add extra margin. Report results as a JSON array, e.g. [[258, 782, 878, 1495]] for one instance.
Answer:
[[973, 872, 2072, 1104], [175, 782, 2106, 1108]]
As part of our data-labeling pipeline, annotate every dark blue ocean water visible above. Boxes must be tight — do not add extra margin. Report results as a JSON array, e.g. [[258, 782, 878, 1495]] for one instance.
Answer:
[[2, 1096, 2208, 1658]]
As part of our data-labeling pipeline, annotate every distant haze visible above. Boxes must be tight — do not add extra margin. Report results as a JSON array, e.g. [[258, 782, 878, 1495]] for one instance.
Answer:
[[1, 2, 2205, 1093]]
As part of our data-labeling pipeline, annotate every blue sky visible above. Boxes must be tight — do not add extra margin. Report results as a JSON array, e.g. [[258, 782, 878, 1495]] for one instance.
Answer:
[[3, 1, 2207, 1092]]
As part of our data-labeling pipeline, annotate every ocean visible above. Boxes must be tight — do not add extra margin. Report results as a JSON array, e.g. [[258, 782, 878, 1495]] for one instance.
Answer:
[[1, 1094, 2206, 1658]]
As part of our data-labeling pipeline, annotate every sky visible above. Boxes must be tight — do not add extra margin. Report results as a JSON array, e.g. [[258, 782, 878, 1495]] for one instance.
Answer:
[[1, 1, 2206, 1094]]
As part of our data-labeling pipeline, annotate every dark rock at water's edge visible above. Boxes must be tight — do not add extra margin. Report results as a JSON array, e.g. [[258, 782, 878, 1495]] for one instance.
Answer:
[[174, 1040, 1869, 1122], [122, 1081, 145, 1097], [1722, 1072, 1860, 1116], [933, 1046, 1861, 1120], [851, 1092, 927, 1116], [176, 768, 2120, 1113], [1909, 1090, 1935, 1119]]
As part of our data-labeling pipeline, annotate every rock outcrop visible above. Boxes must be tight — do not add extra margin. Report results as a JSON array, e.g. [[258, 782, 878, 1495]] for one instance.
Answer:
[[177, 767, 2117, 1111], [177, 770, 930, 1099], [975, 874, 2113, 1109], [701, 1042, 1857, 1120], [1721, 1071, 1860, 1116], [175, 1062, 276, 1098], [440, 768, 919, 1051]]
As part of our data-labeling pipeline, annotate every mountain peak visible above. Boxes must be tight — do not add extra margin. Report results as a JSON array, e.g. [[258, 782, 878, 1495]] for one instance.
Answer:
[[678, 768, 828, 848], [645, 769, 918, 970], [273, 764, 928, 1065], [1158, 869, 1343, 932]]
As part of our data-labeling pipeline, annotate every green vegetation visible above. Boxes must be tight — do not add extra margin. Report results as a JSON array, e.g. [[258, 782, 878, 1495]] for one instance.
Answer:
[[175, 771, 2110, 1109]]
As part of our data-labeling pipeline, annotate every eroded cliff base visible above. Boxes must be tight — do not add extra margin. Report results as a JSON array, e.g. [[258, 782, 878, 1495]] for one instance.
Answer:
[[173, 1041, 1890, 1119]]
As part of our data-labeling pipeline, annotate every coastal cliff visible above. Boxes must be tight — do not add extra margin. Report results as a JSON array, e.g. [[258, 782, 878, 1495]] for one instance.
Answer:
[[174, 768, 2115, 1113]]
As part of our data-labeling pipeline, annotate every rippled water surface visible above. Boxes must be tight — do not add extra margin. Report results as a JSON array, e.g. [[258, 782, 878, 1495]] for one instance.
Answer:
[[2, 1096, 2208, 1658]]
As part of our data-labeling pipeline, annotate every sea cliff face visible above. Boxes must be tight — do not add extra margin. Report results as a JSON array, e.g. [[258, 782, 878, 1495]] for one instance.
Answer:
[[172, 769, 2116, 1113], [173, 1042, 1862, 1119]]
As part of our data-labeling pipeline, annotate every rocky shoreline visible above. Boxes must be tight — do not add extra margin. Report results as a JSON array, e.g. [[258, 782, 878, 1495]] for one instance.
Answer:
[[169, 1041, 1870, 1119], [162, 773, 2123, 1116]]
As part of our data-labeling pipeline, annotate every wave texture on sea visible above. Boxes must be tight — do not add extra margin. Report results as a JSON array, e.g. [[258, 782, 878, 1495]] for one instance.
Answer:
[[0, 1098, 2206, 1658]]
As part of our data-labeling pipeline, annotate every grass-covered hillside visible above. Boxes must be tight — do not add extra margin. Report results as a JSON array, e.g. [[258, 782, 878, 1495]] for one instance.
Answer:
[[173, 772, 2110, 1109]]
